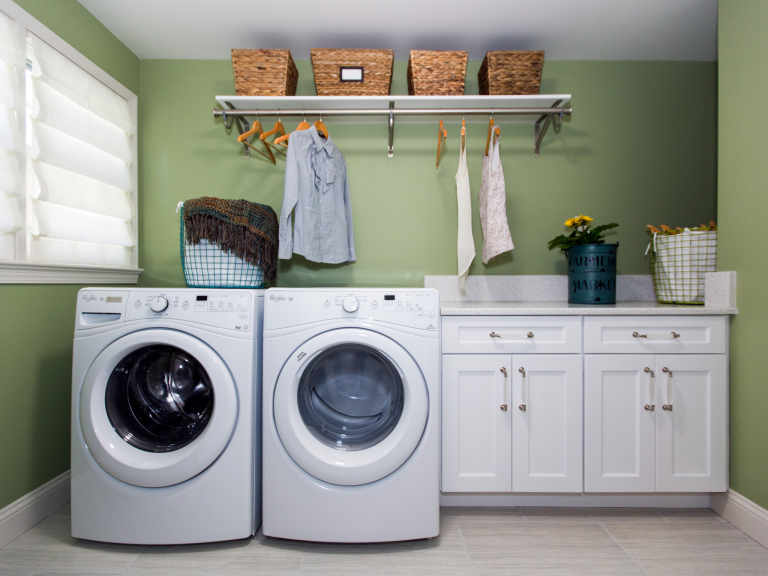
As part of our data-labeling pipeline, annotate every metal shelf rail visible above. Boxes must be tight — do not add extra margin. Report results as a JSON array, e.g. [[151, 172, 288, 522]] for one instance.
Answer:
[[213, 99, 572, 158]]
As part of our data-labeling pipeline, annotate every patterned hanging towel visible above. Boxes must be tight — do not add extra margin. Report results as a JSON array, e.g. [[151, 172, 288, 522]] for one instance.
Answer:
[[181, 197, 279, 282], [478, 130, 514, 263]]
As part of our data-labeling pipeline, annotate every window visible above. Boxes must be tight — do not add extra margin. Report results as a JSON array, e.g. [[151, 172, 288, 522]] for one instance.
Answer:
[[0, 5, 139, 283]]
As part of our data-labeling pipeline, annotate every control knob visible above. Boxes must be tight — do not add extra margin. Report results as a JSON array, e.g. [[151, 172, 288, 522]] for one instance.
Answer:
[[150, 296, 169, 313], [342, 296, 359, 313]]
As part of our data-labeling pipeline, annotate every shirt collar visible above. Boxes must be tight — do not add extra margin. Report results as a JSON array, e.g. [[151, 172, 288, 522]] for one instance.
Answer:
[[310, 125, 333, 154]]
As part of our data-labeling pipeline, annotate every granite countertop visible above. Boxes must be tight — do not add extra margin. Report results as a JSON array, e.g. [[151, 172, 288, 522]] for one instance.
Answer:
[[440, 301, 738, 316]]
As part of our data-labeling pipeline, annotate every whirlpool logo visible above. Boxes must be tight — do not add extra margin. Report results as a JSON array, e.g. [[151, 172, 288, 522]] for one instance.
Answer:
[[269, 295, 286, 302]]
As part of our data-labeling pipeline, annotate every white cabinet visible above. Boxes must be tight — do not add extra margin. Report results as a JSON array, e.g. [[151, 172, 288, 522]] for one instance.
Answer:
[[442, 352, 582, 493], [585, 354, 727, 493], [441, 354, 512, 492], [512, 355, 583, 492], [655, 355, 727, 493], [442, 314, 728, 495]]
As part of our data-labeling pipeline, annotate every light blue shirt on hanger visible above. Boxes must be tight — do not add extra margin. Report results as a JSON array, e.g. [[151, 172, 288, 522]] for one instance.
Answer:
[[278, 126, 356, 264]]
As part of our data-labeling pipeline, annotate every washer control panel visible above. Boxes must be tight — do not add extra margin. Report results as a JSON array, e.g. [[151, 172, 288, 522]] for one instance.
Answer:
[[265, 289, 438, 331], [76, 289, 254, 332]]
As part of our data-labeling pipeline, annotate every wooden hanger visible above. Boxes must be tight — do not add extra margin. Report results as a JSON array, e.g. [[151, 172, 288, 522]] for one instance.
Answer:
[[238, 119, 275, 164], [435, 115, 448, 169], [484, 114, 495, 156], [314, 114, 329, 139], [260, 113, 287, 156], [274, 111, 311, 146]]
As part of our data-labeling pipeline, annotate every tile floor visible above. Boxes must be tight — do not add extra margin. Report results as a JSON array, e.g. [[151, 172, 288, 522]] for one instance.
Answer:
[[1, 504, 767, 575]]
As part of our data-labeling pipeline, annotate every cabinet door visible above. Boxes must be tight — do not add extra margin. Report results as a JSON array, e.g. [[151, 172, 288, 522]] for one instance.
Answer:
[[512, 355, 583, 492], [442, 354, 512, 492], [655, 355, 727, 492], [584, 355, 656, 492]]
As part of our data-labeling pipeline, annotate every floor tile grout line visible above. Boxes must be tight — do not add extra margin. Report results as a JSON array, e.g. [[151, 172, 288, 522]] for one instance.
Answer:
[[599, 522, 650, 576], [296, 541, 308, 574], [122, 545, 146, 573], [456, 524, 476, 576]]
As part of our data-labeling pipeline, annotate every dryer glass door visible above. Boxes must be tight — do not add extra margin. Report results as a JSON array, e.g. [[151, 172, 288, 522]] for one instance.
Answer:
[[273, 328, 429, 486], [297, 344, 404, 452]]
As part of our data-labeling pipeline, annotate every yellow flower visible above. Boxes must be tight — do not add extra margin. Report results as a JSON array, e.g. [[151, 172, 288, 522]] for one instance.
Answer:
[[565, 218, 576, 227], [575, 215, 594, 226]]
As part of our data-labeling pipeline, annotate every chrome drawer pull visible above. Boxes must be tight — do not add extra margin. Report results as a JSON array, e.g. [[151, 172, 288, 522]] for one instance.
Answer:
[[518, 367, 527, 411], [500, 367, 508, 411], [633, 331, 680, 340], [490, 331, 534, 339], [662, 367, 674, 411], [643, 367, 655, 411]]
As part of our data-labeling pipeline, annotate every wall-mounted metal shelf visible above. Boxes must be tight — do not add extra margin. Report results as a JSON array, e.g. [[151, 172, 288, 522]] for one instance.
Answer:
[[213, 94, 572, 158]]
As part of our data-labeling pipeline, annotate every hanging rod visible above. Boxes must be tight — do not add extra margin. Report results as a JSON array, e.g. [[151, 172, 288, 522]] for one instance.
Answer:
[[214, 103, 571, 158]]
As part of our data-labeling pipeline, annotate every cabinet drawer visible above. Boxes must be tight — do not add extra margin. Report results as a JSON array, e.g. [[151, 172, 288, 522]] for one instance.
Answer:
[[442, 316, 582, 354], [584, 316, 727, 354]]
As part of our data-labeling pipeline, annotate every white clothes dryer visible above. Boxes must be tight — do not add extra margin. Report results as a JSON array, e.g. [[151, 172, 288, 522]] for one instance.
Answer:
[[71, 288, 264, 545], [262, 288, 440, 543]]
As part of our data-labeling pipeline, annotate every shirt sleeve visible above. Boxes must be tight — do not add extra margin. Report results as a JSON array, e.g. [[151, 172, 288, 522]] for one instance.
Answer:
[[342, 161, 356, 262], [278, 133, 300, 260]]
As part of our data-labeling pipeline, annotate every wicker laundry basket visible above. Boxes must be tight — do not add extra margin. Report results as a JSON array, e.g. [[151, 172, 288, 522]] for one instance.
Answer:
[[478, 51, 545, 95], [231, 49, 299, 96], [310, 48, 393, 96], [407, 50, 468, 96]]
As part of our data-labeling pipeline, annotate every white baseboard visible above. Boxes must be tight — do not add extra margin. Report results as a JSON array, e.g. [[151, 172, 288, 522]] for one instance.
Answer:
[[0, 470, 71, 548], [711, 489, 768, 549], [440, 493, 711, 508]]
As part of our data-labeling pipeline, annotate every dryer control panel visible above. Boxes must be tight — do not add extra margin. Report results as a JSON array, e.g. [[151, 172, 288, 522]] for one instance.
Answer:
[[264, 289, 438, 332], [76, 288, 258, 332]]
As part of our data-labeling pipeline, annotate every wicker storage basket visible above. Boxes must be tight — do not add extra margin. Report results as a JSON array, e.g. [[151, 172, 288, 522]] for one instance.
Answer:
[[231, 49, 299, 96], [407, 50, 468, 96], [478, 51, 545, 95], [310, 48, 393, 96]]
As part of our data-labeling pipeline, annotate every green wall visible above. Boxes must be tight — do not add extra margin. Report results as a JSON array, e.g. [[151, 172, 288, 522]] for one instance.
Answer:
[[719, 1, 768, 511], [139, 59, 717, 288], [0, 1, 139, 509]]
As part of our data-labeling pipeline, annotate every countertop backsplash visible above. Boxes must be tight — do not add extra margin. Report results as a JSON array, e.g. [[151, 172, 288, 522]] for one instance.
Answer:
[[424, 275, 657, 302]]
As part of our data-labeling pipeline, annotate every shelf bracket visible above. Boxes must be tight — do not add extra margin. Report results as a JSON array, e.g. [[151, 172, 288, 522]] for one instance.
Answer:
[[388, 101, 395, 158], [225, 101, 250, 158], [534, 99, 562, 158]]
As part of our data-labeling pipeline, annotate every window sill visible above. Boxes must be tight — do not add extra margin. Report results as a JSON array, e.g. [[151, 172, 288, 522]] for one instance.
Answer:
[[0, 261, 143, 284]]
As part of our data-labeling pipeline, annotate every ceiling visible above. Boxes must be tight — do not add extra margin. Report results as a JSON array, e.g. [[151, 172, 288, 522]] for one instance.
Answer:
[[77, 0, 718, 61]]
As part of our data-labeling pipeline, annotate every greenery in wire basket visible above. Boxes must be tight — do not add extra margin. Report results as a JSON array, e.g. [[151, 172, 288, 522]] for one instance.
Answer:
[[547, 215, 619, 251]]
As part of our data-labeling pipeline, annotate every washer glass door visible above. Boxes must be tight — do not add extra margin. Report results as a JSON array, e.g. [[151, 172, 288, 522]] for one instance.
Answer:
[[80, 329, 238, 488], [105, 345, 214, 453], [273, 328, 429, 486]]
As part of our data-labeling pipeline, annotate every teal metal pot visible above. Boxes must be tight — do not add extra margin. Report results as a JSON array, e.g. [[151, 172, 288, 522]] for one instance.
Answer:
[[565, 243, 618, 304]]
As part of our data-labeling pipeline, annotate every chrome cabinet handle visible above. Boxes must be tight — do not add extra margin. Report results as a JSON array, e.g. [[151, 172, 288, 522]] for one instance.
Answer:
[[633, 331, 680, 340], [500, 367, 508, 411], [518, 367, 527, 411], [662, 367, 673, 411], [643, 367, 655, 411], [490, 331, 534, 339]]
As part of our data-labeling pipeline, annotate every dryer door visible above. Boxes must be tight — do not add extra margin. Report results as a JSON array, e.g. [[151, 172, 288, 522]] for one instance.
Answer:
[[273, 328, 429, 486], [79, 329, 238, 488]]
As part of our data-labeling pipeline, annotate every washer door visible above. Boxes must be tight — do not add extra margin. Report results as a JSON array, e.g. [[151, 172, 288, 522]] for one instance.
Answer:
[[80, 329, 238, 488], [273, 328, 428, 486]]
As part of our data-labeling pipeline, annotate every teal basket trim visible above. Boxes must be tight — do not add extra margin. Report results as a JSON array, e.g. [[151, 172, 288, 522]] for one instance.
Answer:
[[179, 205, 265, 289]]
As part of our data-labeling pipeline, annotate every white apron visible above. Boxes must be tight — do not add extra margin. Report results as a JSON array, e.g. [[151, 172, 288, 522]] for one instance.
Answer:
[[455, 137, 475, 291]]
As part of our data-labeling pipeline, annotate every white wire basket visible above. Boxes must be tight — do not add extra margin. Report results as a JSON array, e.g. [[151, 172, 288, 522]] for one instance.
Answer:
[[649, 229, 717, 305]]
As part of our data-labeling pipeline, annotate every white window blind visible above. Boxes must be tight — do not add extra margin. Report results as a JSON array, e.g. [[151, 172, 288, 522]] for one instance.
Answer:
[[0, 10, 23, 261], [0, 7, 138, 274]]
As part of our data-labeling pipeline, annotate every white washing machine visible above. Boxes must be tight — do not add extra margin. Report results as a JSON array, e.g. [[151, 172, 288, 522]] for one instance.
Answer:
[[71, 288, 264, 545], [262, 288, 440, 543]]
